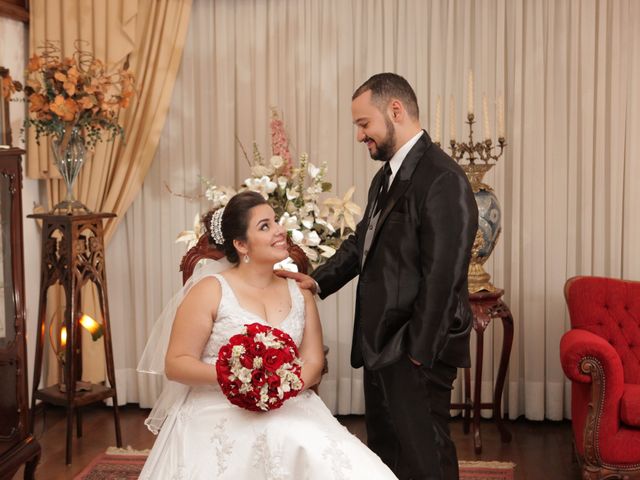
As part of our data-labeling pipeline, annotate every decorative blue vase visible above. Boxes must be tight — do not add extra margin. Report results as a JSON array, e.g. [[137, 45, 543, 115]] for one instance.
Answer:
[[461, 164, 501, 293]]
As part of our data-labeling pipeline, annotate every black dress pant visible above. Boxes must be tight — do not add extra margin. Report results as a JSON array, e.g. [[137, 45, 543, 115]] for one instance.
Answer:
[[364, 356, 459, 480]]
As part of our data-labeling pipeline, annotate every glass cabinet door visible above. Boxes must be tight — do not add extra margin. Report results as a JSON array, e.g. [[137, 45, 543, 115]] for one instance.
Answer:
[[0, 170, 18, 444]]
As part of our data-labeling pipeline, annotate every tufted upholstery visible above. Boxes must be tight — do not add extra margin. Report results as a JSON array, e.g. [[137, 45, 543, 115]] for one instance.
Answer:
[[560, 276, 640, 479]]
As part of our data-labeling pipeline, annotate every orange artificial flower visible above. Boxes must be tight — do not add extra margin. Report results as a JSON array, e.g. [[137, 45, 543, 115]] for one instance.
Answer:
[[50, 95, 78, 122], [78, 95, 96, 110], [54, 71, 67, 83], [27, 54, 43, 73], [26, 78, 42, 91], [63, 80, 76, 96], [28, 93, 47, 112]]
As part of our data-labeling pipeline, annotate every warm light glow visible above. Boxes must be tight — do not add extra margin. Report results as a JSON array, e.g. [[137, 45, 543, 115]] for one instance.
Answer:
[[60, 326, 67, 348], [79, 314, 104, 341]]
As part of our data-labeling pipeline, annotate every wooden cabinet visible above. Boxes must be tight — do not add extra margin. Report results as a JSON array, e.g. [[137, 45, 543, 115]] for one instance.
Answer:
[[0, 149, 40, 479]]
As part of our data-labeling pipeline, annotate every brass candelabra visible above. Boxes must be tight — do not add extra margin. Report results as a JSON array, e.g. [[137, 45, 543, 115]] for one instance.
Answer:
[[443, 111, 507, 293]]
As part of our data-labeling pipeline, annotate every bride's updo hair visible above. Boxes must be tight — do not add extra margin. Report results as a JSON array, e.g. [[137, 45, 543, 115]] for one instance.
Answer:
[[203, 190, 268, 263]]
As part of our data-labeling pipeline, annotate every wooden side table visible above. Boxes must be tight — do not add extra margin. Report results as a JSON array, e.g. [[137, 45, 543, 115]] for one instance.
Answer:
[[451, 288, 513, 454], [28, 212, 122, 465]]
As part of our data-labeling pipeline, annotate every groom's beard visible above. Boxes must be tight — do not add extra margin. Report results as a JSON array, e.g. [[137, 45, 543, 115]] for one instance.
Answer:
[[369, 115, 397, 163]]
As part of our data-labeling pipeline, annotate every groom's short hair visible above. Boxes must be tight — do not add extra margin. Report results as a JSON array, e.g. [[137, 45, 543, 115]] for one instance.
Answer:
[[352, 73, 420, 120]]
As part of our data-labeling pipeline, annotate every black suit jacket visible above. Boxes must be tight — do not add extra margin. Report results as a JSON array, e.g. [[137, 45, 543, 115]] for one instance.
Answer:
[[313, 132, 478, 370]]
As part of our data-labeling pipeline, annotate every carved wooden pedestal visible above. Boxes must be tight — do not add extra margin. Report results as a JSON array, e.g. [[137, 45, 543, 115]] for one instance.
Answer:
[[451, 289, 513, 454], [28, 212, 122, 465]]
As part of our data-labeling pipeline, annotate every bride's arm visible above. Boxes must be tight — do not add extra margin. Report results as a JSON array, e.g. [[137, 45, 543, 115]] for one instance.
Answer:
[[165, 277, 221, 386], [298, 288, 325, 391]]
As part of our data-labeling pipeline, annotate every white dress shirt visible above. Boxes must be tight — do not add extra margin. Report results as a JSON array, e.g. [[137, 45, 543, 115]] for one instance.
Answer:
[[386, 130, 424, 186]]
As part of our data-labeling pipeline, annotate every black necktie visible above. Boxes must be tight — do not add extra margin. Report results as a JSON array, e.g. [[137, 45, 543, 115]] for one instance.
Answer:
[[374, 162, 392, 215]]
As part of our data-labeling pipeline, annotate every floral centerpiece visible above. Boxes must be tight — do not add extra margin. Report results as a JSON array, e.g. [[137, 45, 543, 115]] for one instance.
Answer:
[[177, 109, 361, 268], [18, 41, 135, 211], [216, 322, 304, 412]]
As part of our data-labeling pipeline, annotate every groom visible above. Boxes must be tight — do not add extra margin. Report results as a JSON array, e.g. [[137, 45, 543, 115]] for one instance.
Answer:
[[280, 73, 477, 479]]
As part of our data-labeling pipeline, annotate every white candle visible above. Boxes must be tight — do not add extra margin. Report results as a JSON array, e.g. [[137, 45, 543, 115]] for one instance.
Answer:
[[449, 95, 456, 141], [434, 95, 441, 143], [467, 70, 474, 116], [482, 93, 491, 140], [497, 94, 505, 138]]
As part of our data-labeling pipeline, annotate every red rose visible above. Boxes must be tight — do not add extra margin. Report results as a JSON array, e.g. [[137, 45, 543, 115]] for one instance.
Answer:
[[267, 374, 280, 389], [249, 341, 266, 357], [246, 323, 266, 336], [264, 348, 286, 371], [240, 353, 254, 369], [218, 345, 232, 358], [251, 370, 266, 386]]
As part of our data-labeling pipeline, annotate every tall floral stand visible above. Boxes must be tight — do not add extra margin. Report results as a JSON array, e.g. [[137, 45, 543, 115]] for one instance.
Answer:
[[444, 110, 514, 454], [28, 212, 122, 465]]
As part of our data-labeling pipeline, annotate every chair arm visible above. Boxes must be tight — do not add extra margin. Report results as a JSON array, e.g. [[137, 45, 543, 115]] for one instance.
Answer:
[[560, 329, 624, 388]]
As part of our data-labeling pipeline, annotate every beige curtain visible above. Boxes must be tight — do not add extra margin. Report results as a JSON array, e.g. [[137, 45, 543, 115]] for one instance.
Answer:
[[108, 0, 640, 418], [28, 0, 192, 384]]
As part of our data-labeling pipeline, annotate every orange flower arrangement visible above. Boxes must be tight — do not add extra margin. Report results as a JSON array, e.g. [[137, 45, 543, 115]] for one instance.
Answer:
[[0, 66, 22, 100], [22, 41, 135, 148]]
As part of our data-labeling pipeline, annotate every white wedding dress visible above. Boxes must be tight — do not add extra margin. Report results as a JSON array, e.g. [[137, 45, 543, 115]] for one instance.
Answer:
[[139, 273, 397, 480]]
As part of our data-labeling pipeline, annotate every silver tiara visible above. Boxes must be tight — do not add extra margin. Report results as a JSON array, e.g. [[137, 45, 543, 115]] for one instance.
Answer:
[[210, 207, 225, 245]]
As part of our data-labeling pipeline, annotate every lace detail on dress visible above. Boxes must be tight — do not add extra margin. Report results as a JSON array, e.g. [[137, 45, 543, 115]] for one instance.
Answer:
[[210, 418, 234, 475], [252, 431, 289, 480], [170, 466, 186, 480], [200, 274, 306, 366], [322, 437, 353, 480]]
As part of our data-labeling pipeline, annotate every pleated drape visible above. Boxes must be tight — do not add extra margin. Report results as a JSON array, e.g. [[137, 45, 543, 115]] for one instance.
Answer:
[[107, 0, 640, 419]]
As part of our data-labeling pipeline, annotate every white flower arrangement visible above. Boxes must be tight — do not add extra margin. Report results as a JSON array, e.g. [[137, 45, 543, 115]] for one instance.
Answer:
[[177, 110, 362, 268]]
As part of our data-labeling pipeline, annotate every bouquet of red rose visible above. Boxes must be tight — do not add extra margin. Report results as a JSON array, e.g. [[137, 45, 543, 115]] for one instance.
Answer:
[[216, 322, 304, 412]]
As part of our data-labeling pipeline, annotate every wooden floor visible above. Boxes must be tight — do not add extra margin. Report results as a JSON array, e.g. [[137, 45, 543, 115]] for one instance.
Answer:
[[13, 404, 581, 479]]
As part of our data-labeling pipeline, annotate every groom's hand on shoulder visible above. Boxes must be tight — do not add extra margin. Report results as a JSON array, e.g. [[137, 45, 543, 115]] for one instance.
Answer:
[[274, 270, 318, 295]]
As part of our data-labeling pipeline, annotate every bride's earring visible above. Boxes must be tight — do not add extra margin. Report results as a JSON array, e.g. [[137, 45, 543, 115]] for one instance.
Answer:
[[243, 254, 250, 264]]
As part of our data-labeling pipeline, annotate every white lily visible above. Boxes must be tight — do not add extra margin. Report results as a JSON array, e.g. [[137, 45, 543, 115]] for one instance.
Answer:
[[303, 230, 321, 247], [277, 176, 289, 190], [175, 213, 203, 249], [323, 186, 362, 234], [273, 257, 299, 273], [286, 188, 299, 201], [299, 244, 319, 262], [301, 216, 315, 229], [308, 162, 321, 179], [205, 185, 236, 208], [315, 217, 336, 234], [318, 245, 337, 258], [279, 212, 300, 230], [290, 229, 304, 244], [245, 175, 277, 199]]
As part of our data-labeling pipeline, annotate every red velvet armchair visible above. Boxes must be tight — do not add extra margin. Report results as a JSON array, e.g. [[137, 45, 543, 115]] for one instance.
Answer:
[[560, 276, 640, 479]]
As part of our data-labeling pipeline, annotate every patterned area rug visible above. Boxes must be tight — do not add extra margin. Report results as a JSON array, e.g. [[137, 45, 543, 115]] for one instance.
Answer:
[[75, 448, 515, 479], [459, 460, 516, 479]]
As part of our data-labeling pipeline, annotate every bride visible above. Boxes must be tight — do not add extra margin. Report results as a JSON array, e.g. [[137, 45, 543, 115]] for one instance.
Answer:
[[138, 191, 397, 479]]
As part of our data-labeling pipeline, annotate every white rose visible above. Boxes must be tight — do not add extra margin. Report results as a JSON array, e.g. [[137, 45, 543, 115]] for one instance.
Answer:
[[270, 155, 284, 169]]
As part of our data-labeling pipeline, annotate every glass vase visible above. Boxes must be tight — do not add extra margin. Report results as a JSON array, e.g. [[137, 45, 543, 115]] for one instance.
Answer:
[[51, 126, 91, 213]]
